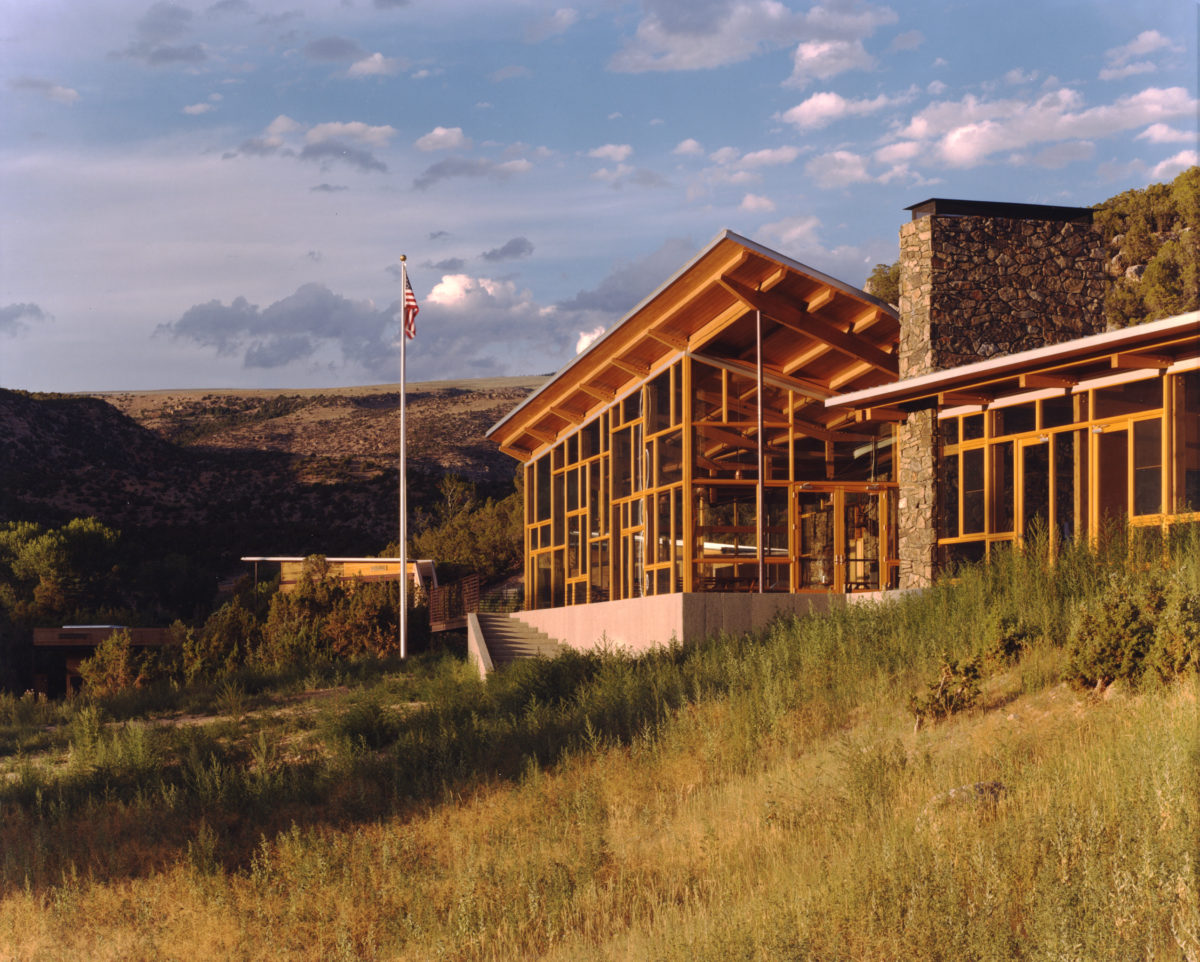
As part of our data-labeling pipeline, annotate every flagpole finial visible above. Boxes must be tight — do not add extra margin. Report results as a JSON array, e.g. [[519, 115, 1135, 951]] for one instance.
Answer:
[[399, 254, 407, 262]]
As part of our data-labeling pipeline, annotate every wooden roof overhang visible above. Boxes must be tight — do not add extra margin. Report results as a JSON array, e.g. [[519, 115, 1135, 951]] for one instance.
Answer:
[[487, 230, 900, 461], [830, 311, 1200, 418]]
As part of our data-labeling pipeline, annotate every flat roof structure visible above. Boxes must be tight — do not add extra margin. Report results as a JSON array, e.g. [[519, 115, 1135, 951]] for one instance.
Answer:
[[831, 312, 1200, 413]]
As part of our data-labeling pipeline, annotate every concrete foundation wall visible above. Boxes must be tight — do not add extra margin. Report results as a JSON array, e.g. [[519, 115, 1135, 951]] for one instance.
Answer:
[[515, 591, 898, 654]]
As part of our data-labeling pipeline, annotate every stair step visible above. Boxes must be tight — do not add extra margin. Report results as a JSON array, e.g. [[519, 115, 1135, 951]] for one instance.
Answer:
[[475, 613, 565, 669]]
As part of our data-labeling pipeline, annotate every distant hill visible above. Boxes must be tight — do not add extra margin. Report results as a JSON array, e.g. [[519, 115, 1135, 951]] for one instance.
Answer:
[[0, 377, 547, 573]]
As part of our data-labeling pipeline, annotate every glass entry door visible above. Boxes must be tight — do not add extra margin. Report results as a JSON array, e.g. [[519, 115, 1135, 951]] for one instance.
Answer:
[[795, 488, 884, 592]]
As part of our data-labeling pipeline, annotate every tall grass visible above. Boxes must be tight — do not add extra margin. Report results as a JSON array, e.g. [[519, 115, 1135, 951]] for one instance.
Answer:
[[0, 530, 1197, 959]]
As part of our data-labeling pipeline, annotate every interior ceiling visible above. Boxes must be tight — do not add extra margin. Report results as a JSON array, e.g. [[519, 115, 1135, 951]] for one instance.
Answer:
[[488, 234, 900, 460]]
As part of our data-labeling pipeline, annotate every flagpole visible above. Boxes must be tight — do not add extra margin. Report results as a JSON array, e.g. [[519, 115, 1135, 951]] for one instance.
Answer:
[[399, 255, 409, 659]]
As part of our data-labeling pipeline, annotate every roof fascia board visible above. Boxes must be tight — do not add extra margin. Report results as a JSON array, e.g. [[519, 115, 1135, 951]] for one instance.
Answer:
[[830, 311, 1200, 410]]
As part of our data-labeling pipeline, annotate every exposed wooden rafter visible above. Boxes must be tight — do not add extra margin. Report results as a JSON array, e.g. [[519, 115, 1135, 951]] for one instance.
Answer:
[[577, 383, 615, 403], [691, 350, 833, 401], [938, 390, 993, 406], [717, 274, 898, 377], [645, 329, 688, 351], [611, 357, 650, 378]]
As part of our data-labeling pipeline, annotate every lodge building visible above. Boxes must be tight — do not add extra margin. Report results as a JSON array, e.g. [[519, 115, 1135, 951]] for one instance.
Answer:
[[483, 199, 1200, 656]]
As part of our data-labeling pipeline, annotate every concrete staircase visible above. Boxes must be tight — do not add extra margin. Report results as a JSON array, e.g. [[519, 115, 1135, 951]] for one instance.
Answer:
[[471, 613, 566, 674]]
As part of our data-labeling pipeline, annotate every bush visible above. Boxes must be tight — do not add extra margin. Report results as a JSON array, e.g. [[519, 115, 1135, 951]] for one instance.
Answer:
[[78, 629, 143, 698], [1147, 577, 1200, 680], [1067, 571, 1166, 688], [909, 654, 980, 728]]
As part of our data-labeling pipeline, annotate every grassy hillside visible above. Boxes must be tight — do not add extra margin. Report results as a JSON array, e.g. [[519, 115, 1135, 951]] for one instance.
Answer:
[[1, 530, 1197, 959]]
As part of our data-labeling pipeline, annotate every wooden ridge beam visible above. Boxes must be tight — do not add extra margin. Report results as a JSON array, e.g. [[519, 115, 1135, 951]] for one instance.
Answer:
[[717, 274, 898, 377]]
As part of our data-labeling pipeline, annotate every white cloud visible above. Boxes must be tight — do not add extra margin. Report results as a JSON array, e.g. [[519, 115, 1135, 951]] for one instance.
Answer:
[[757, 214, 822, 249], [804, 150, 871, 187], [10, 76, 80, 105], [183, 102, 215, 115], [1136, 123, 1195, 144], [1105, 29, 1179, 66], [738, 145, 800, 167], [927, 79, 946, 95], [415, 126, 471, 151], [528, 7, 579, 42], [739, 193, 775, 212], [1150, 150, 1198, 181], [673, 138, 704, 156], [784, 39, 874, 88], [894, 85, 1197, 169], [610, 0, 804, 73], [306, 121, 396, 147], [891, 29, 923, 51], [589, 143, 633, 163], [708, 146, 740, 165], [576, 325, 604, 354], [266, 115, 301, 138], [778, 90, 894, 129], [348, 53, 401, 77], [1099, 61, 1156, 82], [1030, 140, 1094, 169], [873, 140, 920, 165], [1004, 68, 1038, 85]]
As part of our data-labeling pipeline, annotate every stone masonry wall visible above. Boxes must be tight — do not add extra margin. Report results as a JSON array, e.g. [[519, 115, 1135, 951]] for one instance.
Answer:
[[899, 215, 1107, 379], [896, 212, 1107, 587]]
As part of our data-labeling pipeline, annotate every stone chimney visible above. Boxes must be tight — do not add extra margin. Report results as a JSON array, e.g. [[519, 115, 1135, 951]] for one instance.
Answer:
[[895, 200, 1107, 588], [898, 199, 1108, 379]]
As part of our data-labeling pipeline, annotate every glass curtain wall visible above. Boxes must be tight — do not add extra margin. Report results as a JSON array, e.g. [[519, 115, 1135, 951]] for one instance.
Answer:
[[936, 369, 1200, 566], [524, 355, 899, 609]]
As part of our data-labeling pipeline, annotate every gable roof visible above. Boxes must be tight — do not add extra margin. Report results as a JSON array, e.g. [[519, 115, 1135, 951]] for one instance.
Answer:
[[487, 229, 899, 460]]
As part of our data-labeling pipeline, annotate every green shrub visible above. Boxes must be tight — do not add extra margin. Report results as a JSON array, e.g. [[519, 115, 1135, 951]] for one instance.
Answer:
[[78, 629, 142, 698], [909, 655, 980, 728], [1147, 578, 1200, 680], [1067, 571, 1166, 688]]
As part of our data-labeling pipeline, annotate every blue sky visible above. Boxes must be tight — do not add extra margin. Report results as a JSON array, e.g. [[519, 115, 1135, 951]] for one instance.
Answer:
[[1, 0, 1195, 391]]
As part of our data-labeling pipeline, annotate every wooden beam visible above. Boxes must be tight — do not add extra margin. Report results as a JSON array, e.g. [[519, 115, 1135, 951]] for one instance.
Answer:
[[805, 285, 835, 314], [610, 357, 650, 378], [645, 328, 688, 351], [1019, 372, 1077, 389], [549, 406, 585, 426], [498, 443, 532, 462], [692, 350, 833, 401], [858, 407, 908, 423], [848, 305, 885, 333], [526, 427, 558, 447], [1112, 352, 1172, 370], [938, 390, 993, 406], [717, 274, 898, 377], [577, 382, 615, 403], [760, 265, 788, 292]]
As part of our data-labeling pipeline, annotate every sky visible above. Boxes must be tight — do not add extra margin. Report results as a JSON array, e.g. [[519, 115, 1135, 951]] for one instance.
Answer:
[[1, 0, 1196, 392]]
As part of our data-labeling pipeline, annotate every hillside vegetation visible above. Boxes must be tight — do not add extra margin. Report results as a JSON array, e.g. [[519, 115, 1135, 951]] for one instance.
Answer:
[[864, 166, 1200, 322], [1, 530, 1197, 959]]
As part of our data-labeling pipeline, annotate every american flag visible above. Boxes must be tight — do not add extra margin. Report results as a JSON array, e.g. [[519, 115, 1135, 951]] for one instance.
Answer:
[[403, 274, 419, 339]]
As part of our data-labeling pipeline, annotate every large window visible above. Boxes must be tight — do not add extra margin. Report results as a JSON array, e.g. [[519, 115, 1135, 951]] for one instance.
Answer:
[[936, 370, 1197, 565], [522, 354, 899, 608]]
